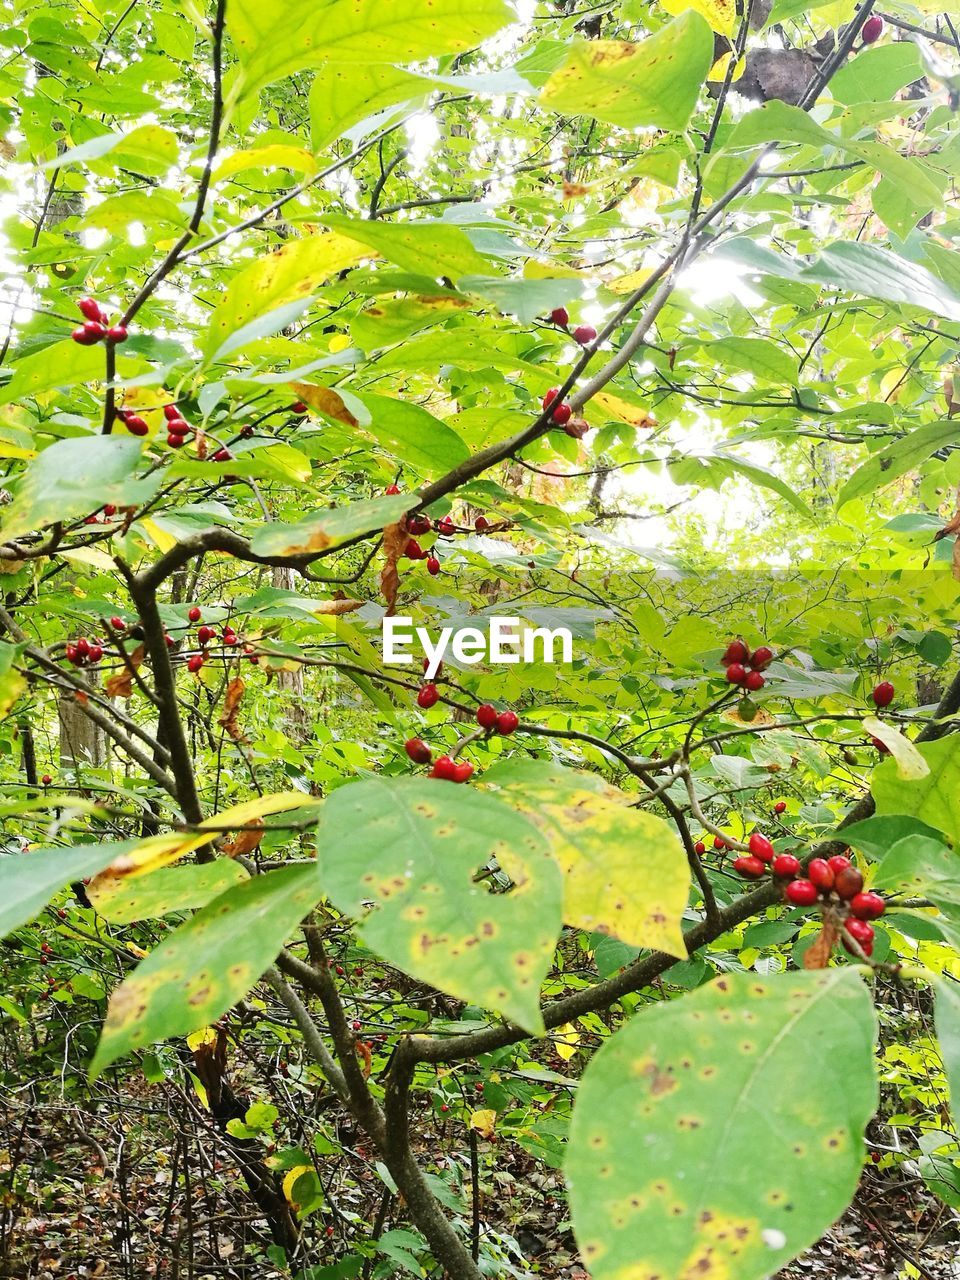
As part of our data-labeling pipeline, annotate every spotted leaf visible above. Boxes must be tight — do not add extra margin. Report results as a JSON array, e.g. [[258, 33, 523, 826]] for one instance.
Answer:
[[87, 859, 248, 924], [317, 778, 562, 1032], [91, 866, 322, 1076], [567, 970, 877, 1280]]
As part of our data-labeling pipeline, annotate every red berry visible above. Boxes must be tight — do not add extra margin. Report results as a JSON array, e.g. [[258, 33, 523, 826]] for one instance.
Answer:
[[725, 663, 748, 685], [405, 538, 425, 560], [430, 755, 458, 781], [496, 710, 519, 735], [872, 681, 895, 709], [785, 879, 818, 906], [75, 637, 90, 657], [850, 891, 885, 921], [733, 855, 766, 879], [165, 634, 175, 648], [166, 417, 190, 435], [774, 800, 787, 814], [57, 909, 66, 918], [474, 515, 490, 532], [549, 307, 569, 327], [422, 657, 441, 677], [435, 516, 455, 535], [807, 858, 834, 892], [41, 774, 52, 786], [552, 401, 572, 426], [440, 1103, 449, 1113], [124, 415, 149, 437], [65, 643, 78, 664], [188, 606, 202, 623], [351, 1020, 362, 1031], [110, 616, 125, 631], [713, 835, 727, 850], [871, 735, 891, 754], [407, 513, 431, 535], [861, 14, 883, 42], [417, 684, 440, 709], [77, 297, 101, 322], [721, 640, 749, 665], [197, 625, 215, 645], [748, 833, 774, 862], [835, 866, 864, 901], [772, 853, 801, 878], [224, 632, 238, 646], [694, 841, 706, 855], [843, 917, 875, 951], [744, 670, 765, 692], [166, 433, 185, 448], [239, 425, 254, 438], [476, 704, 499, 730], [163, 404, 181, 421], [453, 761, 474, 783], [212, 447, 232, 462], [573, 324, 597, 345], [335, 964, 345, 976], [103, 504, 117, 516], [83, 320, 106, 342], [72, 325, 97, 345], [385, 483, 401, 495], [808, 860, 839, 890], [750, 645, 774, 670], [827, 855, 851, 875], [106, 325, 128, 344], [404, 738, 432, 764], [291, 401, 308, 414], [86, 644, 103, 664], [426, 556, 440, 576], [187, 654, 205, 674]]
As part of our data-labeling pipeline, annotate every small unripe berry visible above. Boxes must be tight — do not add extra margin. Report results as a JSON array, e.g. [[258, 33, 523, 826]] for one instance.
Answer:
[[872, 681, 895, 709], [750, 645, 774, 670], [744, 670, 765, 692], [772, 853, 801, 878], [733, 855, 766, 879], [476, 704, 498, 729], [725, 663, 747, 685], [496, 710, 519, 735], [404, 738, 432, 764], [550, 306, 569, 327], [188, 606, 202, 623], [807, 859, 834, 892], [850, 891, 885, 921], [835, 866, 864, 901], [785, 878, 818, 906], [774, 800, 787, 814], [573, 324, 597, 345], [860, 14, 883, 43], [426, 556, 440, 576], [187, 654, 205, 673], [417, 684, 440, 709], [748, 833, 774, 862]]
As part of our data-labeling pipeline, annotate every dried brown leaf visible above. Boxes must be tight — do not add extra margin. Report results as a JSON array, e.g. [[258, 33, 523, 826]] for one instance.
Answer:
[[381, 520, 408, 616], [105, 644, 145, 699]]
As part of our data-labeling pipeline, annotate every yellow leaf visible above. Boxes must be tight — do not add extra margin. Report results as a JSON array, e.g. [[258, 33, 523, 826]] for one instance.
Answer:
[[137, 517, 178, 553], [864, 716, 930, 781], [187, 1026, 219, 1051], [608, 268, 653, 294], [708, 51, 746, 82], [214, 145, 317, 182], [289, 382, 358, 426], [523, 259, 585, 281], [661, 0, 735, 36], [555, 1022, 580, 1061], [469, 1109, 497, 1139], [591, 391, 657, 428], [329, 333, 352, 352], [282, 1164, 316, 1208]]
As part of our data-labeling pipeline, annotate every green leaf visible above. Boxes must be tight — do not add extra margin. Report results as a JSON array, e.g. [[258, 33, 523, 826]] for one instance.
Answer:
[[842, 814, 946, 861], [317, 778, 563, 1033], [800, 243, 960, 321], [462, 275, 586, 323], [566, 970, 877, 1280], [248, 493, 411, 558], [309, 63, 429, 151], [934, 979, 960, 1126], [0, 339, 109, 407], [349, 393, 471, 475], [0, 841, 138, 939], [87, 860, 249, 924], [706, 337, 799, 385], [838, 420, 960, 509], [668, 452, 816, 520], [43, 124, 178, 174], [321, 214, 493, 283], [229, 0, 513, 101], [91, 866, 323, 1076], [872, 735, 960, 844], [540, 12, 713, 131], [486, 761, 689, 956], [872, 834, 960, 901], [204, 233, 373, 359], [0, 438, 162, 542]]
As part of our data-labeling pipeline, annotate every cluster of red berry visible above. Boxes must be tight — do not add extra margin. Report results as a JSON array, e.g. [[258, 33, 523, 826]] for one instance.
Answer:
[[404, 741, 475, 784], [405, 675, 521, 783], [71, 296, 128, 346], [721, 639, 773, 690], [542, 387, 588, 439], [475, 704, 519, 735], [183, 607, 243, 674], [548, 306, 597, 347], [162, 403, 194, 449], [64, 636, 103, 667], [394, 492, 493, 575], [869, 679, 896, 754], [734, 839, 885, 958]]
